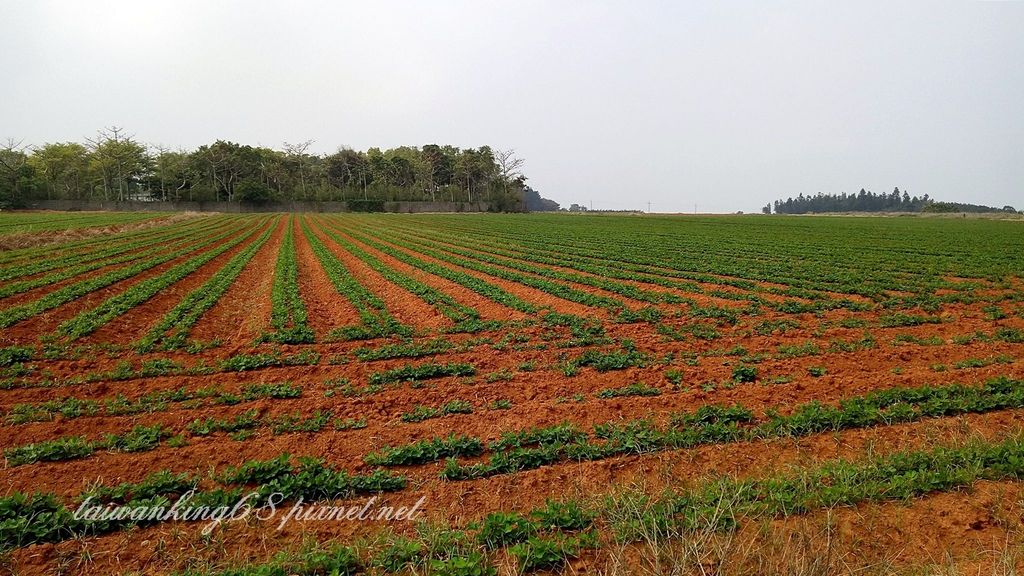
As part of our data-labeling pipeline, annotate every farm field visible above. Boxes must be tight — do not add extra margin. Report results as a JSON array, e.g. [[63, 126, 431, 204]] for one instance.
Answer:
[[1, 212, 1023, 575], [0, 211, 168, 236], [0, 211, 176, 252]]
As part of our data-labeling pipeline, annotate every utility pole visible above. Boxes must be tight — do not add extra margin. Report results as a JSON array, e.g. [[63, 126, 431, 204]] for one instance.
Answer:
[[647, 201, 651, 213]]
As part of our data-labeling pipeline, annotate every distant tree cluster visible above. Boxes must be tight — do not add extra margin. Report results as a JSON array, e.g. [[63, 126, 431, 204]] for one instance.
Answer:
[[0, 128, 541, 211], [766, 188, 1017, 215], [922, 201, 1019, 214], [563, 204, 639, 214], [522, 186, 561, 211]]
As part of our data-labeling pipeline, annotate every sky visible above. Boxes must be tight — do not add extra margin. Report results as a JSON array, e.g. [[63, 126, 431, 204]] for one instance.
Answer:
[[1, 1, 1021, 213]]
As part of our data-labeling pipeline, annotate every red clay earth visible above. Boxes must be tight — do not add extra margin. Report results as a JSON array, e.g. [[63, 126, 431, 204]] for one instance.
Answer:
[[0, 219, 259, 347], [304, 215, 449, 332], [319, 218, 527, 324], [188, 216, 288, 350], [0, 214, 1022, 575]]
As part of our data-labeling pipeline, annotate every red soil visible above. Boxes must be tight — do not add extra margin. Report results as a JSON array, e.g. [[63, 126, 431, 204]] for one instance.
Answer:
[[290, 215, 363, 338], [319, 216, 526, 323], [1, 215, 1023, 575], [0, 220, 256, 347], [304, 215, 448, 332], [188, 215, 288, 350], [78, 218, 276, 346]]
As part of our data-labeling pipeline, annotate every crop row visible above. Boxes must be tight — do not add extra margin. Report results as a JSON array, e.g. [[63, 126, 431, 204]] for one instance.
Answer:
[[262, 217, 315, 344], [4, 403, 358, 467], [0, 216, 177, 269], [409, 219, 888, 310], [339, 224, 539, 314], [3, 362, 486, 465], [376, 223, 687, 307], [299, 218, 409, 340], [367, 361, 477, 386], [347, 377, 1024, 480], [0, 211, 160, 236], [3, 382, 302, 425], [382, 218, 837, 301], [36, 434, 1024, 574], [0, 216, 232, 296], [403, 224, 771, 305], [0, 218, 255, 330], [379, 219, 794, 298], [3, 312, 1018, 393], [374, 220, 867, 315], [4, 424, 168, 466], [136, 220, 276, 351], [315, 219, 493, 332], [348, 217, 853, 297], [186, 408, 365, 437], [360, 215, 996, 298], [0, 348, 320, 391], [382, 220, 883, 315], [0, 453, 406, 551], [368, 217, 872, 323], [355, 226, 636, 316], [54, 217, 273, 340]]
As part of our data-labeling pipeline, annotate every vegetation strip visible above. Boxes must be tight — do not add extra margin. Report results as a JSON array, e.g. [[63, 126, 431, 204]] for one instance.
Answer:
[[349, 376, 1024, 480], [0, 219, 254, 329], [379, 219, 872, 313], [316, 218, 491, 331], [0, 453, 406, 551], [262, 217, 315, 344], [339, 223, 539, 314], [54, 217, 272, 340], [0, 216, 231, 296], [3, 382, 302, 425], [299, 218, 409, 341], [136, 218, 277, 351], [8, 434, 1024, 572], [356, 224, 636, 315]]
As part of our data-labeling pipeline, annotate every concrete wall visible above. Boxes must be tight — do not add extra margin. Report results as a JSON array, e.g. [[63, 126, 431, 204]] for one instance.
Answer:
[[26, 199, 492, 213]]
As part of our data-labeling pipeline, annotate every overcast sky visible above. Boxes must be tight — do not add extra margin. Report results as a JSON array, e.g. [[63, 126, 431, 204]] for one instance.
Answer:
[[1, 1, 1021, 212]]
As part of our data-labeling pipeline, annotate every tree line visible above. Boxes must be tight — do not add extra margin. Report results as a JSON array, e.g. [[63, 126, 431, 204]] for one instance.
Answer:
[[765, 188, 1017, 215], [0, 128, 536, 211]]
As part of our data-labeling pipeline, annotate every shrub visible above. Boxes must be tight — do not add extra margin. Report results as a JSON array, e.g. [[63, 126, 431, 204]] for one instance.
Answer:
[[4, 436, 93, 466], [0, 346, 32, 367], [571, 344, 649, 372], [478, 511, 536, 548], [732, 365, 758, 383], [365, 435, 484, 466]]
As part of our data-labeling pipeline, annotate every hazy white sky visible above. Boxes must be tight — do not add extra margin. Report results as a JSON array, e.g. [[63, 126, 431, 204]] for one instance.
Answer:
[[1, 1, 1021, 212]]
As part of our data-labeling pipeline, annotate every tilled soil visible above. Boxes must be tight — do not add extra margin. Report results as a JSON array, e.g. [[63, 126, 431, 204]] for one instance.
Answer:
[[1, 213, 1022, 574]]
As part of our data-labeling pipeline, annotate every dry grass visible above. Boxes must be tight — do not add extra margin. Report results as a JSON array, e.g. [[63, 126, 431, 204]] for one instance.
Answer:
[[587, 479, 1024, 576], [0, 211, 205, 251]]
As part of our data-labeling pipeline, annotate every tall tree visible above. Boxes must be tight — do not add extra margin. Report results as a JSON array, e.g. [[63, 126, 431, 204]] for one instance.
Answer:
[[86, 127, 151, 201], [0, 139, 34, 208], [2, 131, 545, 210], [152, 148, 192, 201], [28, 142, 88, 200], [494, 148, 525, 197], [282, 140, 315, 200]]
